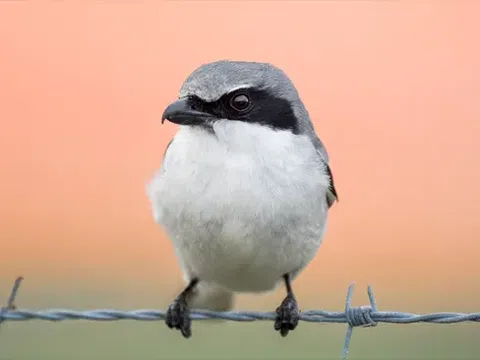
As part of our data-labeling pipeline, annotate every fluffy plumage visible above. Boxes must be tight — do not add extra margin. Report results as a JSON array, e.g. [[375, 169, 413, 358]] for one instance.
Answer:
[[147, 60, 337, 315]]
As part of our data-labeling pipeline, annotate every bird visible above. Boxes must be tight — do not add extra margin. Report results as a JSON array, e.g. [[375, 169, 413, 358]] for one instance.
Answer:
[[146, 60, 338, 339]]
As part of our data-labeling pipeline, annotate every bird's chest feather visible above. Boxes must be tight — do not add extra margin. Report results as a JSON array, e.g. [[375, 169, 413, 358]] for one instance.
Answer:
[[147, 122, 329, 287]]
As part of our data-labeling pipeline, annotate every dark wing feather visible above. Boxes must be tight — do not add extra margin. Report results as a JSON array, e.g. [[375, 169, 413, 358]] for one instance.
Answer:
[[324, 161, 338, 208], [309, 134, 338, 208]]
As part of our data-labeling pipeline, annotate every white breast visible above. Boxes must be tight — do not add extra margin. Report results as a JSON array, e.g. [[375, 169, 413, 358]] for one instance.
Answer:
[[147, 121, 330, 292]]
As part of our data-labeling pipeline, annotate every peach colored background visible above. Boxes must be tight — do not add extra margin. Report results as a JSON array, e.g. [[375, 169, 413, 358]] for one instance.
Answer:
[[1, 2, 479, 316]]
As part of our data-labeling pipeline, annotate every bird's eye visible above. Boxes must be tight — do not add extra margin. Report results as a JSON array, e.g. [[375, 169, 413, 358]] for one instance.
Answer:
[[229, 94, 251, 112]]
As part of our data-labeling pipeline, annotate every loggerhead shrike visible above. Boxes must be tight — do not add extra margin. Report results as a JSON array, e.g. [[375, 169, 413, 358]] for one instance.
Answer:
[[147, 60, 338, 339]]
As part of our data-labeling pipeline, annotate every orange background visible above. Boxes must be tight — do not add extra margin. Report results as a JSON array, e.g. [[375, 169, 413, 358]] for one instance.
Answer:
[[0, 2, 479, 359]]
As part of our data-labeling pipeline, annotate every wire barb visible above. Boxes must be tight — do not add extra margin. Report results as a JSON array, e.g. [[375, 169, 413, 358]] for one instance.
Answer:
[[0, 276, 24, 326], [1, 277, 479, 359], [341, 282, 378, 360]]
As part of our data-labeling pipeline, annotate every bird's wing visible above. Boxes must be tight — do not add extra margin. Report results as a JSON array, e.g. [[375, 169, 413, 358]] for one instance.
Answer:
[[310, 134, 338, 208], [160, 138, 175, 173], [323, 159, 338, 208], [147, 138, 176, 224]]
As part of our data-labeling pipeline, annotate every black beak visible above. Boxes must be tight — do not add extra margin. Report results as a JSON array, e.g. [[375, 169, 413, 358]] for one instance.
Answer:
[[161, 98, 215, 125]]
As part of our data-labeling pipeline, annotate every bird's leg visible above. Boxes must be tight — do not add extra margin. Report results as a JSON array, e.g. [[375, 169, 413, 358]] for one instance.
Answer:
[[274, 273, 300, 337], [165, 277, 199, 338]]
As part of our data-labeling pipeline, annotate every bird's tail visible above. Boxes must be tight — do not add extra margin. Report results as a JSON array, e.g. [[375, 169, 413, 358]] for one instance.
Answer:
[[188, 282, 234, 312]]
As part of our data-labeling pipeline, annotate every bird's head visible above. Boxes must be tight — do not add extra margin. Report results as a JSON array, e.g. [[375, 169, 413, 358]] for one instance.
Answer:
[[161, 60, 312, 135]]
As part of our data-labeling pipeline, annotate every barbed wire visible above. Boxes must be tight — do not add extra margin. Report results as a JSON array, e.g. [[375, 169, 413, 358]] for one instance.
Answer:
[[1, 277, 479, 359]]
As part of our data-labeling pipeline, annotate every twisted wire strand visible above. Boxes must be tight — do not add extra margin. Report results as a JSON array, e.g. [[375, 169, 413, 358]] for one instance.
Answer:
[[4, 308, 480, 323], [1, 277, 479, 359]]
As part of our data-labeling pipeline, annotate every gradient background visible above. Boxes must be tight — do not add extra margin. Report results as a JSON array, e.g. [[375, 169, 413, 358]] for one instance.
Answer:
[[1, 1, 479, 359]]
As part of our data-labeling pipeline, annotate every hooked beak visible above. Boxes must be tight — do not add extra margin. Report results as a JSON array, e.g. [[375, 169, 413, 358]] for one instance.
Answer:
[[161, 98, 216, 126]]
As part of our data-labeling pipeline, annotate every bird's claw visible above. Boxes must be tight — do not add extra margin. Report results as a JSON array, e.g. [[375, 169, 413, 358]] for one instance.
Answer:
[[165, 296, 192, 338], [274, 294, 299, 337]]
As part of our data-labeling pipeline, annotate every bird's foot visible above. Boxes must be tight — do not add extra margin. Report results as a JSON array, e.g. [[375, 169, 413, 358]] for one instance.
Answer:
[[165, 295, 192, 338], [274, 294, 300, 337]]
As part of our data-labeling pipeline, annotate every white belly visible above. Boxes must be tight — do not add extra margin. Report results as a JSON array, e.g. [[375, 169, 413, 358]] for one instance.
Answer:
[[147, 121, 330, 292]]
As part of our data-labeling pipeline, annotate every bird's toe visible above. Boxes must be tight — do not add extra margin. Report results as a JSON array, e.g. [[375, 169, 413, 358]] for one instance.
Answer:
[[274, 295, 300, 337], [165, 297, 192, 338]]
